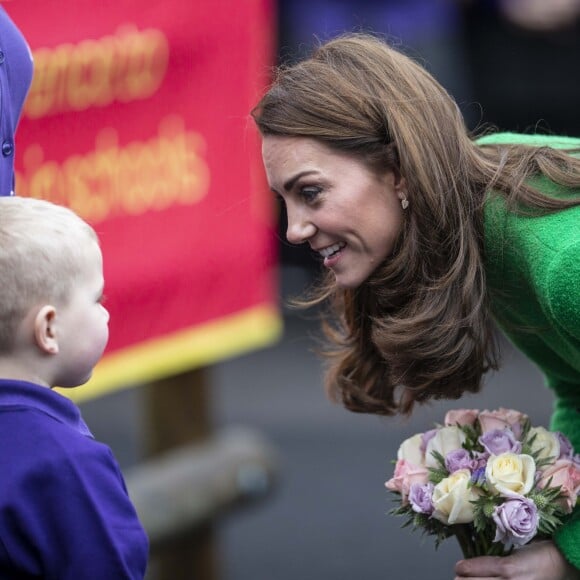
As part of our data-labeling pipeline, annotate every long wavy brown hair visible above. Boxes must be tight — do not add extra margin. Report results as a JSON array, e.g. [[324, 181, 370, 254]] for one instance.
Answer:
[[252, 33, 580, 416]]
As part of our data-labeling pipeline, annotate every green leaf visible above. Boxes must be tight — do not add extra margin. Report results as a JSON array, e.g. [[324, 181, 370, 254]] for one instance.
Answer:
[[429, 450, 448, 471], [428, 467, 448, 485], [520, 418, 531, 440], [459, 424, 483, 452]]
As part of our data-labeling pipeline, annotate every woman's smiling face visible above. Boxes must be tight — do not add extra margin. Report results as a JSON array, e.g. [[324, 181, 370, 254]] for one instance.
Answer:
[[262, 135, 406, 289]]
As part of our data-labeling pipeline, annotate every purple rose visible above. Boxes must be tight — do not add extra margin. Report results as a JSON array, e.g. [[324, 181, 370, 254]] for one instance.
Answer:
[[555, 432, 574, 459], [445, 448, 473, 473], [492, 497, 539, 549], [408, 482, 434, 515], [479, 428, 522, 456]]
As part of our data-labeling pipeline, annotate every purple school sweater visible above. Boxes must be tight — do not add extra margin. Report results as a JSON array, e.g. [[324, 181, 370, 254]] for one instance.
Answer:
[[0, 379, 149, 578]]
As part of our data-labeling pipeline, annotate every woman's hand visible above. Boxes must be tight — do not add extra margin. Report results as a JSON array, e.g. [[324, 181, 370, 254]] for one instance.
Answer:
[[454, 540, 580, 579]]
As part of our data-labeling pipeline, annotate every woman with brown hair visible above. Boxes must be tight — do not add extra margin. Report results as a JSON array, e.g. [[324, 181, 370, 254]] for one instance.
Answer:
[[252, 33, 580, 579]]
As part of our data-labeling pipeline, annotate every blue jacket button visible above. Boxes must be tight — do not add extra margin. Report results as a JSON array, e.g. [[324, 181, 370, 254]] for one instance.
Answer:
[[2, 141, 13, 156]]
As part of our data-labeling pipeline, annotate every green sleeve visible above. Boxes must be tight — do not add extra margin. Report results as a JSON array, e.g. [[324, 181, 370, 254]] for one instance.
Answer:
[[545, 241, 580, 341], [545, 242, 580, 569], [554, 508, 580, 570]]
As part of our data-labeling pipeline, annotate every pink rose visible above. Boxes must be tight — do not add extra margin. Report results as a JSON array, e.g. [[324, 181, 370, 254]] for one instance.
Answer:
[[385, 459, 430, 503], [478, 408, 528, 438], [538, 459, 580, 513], [444, 409, 479, 427]]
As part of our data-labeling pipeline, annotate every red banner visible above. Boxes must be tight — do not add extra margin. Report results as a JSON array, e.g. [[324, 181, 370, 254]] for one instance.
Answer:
[[7, 0, 280, 401]]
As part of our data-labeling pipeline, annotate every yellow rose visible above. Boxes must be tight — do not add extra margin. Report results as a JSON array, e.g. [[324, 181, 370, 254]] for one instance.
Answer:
[[527, 427, 560, 462], [485, 453, 536, 496], [425, 426, 466, 469], [397, 433, 425, 466], [431, 469, 478, 524]]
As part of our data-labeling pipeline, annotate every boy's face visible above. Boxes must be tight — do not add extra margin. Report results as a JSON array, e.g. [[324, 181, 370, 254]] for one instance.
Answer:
[[53, 238, 109, 387]]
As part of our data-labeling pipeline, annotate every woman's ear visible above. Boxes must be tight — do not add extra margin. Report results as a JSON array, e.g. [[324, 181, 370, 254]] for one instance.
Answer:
[[395, 175, 408, 202], [33, 305, 59, 354], [394, 171, 407, 194]]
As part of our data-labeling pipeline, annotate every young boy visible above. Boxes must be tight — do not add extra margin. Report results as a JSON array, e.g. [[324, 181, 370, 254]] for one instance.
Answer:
[[0, 196, 149, 578]]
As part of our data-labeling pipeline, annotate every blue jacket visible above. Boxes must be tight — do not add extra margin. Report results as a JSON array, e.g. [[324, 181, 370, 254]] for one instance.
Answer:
[[0, 7, 33, 196]]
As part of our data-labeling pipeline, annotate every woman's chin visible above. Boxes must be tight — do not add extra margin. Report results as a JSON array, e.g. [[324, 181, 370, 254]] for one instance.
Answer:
[[333, 273, 363, 290]]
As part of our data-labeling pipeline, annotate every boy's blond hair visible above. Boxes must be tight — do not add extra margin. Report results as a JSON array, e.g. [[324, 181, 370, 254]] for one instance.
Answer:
[[0, 196, 98, 351]]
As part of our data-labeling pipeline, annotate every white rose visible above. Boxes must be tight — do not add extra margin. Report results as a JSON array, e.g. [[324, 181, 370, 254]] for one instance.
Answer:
[[425, 426, 466, 469], [397, 433, 425, 466], [527, 427, 560, 462], [431, 469, 478, 524], [486, 453, 536, 497]]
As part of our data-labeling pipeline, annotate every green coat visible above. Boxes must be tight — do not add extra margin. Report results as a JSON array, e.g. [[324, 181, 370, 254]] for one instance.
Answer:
[[479, 132, 580, 568]]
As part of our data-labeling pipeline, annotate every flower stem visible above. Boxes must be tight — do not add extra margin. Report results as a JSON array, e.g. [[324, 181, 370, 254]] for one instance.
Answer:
[[454, 525, 511, 559], [454, 525, 475, 559]]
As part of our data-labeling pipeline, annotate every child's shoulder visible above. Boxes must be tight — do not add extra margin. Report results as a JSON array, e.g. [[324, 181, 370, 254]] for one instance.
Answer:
[[0, 404, 110, 473], [0, 380, 115, 474]]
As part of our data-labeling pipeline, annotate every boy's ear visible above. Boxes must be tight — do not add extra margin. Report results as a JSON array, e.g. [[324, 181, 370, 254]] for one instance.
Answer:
[[34, 305, 59, 354]]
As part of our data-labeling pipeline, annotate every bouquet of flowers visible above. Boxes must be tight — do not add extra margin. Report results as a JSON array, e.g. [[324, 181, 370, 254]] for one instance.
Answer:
[[385, 408, 580, 558]]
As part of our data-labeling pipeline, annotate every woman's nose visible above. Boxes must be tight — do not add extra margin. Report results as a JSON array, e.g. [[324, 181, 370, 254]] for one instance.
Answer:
[[286, 209, 317, 245]]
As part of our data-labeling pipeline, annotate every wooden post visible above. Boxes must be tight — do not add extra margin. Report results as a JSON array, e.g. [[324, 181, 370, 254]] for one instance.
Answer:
[[145, 367, 218, 580], [127, 427, 278, 544]]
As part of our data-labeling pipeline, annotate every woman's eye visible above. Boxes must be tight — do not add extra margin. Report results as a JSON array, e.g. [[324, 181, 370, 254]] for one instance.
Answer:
[[300, 186, 322, 203]]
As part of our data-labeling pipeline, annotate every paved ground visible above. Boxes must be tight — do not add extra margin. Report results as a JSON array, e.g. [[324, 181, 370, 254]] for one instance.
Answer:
[[81, 273, 554, 580]]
